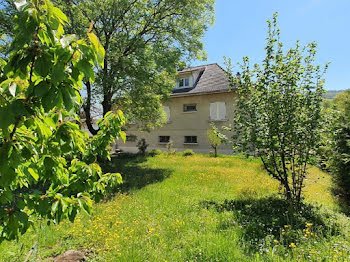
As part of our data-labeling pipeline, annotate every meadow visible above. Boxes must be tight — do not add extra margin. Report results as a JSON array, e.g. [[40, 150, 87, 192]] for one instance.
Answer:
[[1, 153, 350, 261]]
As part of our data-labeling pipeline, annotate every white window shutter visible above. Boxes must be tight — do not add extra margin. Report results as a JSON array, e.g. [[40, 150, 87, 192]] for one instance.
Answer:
[[217, 102, 226, 120], [210, 103, 217, 120], [163, 106, 170, 122]]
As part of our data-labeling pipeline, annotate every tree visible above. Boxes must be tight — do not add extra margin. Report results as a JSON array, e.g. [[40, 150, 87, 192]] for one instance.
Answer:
[[51, 0, 215, 133], [207, 124, 221, 157], [0, 0, 125, 242], [320, 91, 350, 199], [226, 13, 328, 203]]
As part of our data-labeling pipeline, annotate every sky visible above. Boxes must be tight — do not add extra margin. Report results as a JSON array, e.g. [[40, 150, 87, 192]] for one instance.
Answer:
[[192, 0, 350, 91]]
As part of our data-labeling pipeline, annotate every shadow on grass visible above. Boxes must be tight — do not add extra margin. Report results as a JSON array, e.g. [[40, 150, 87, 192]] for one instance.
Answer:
[[201, 196, 341, 252], [101, 153, 172, 193]]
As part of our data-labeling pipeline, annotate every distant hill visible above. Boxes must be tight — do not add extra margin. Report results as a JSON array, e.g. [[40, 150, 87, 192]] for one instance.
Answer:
[[323, 90, 347, 99]]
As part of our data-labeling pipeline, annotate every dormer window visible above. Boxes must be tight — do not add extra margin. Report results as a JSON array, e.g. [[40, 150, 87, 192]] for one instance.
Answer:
[[179, 77, 190, 88]]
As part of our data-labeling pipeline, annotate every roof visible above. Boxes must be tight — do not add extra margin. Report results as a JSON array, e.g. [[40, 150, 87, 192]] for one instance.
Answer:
[[172, 63, 233, 96]]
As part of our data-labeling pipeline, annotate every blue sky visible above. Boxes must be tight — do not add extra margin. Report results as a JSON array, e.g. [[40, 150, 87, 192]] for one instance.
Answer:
[[193, 0, 350, 91]]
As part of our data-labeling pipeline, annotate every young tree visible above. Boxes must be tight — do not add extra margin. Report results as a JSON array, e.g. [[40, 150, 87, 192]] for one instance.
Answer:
[[207, 124, 221, 157], [0, 0, 125, 241], [226, 13, 328, 203]]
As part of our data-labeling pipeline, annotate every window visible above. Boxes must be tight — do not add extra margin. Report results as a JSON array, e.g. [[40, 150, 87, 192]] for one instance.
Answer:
[[210, 102, 226, 121], [126, 135, 137, 142], [183, 104, 197, 112], [159, 136, 170, 143], [178, 77, 190, 88], [163, 106, 170, 123], [184, 136, 197, 144]]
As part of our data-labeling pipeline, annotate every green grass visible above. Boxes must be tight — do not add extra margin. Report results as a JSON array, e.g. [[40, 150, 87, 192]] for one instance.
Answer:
[[1, 154, 350, 261]]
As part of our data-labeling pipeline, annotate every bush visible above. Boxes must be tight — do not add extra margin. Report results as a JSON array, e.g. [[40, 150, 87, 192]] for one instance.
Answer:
[[148, 149, 162, 157], [137, 138, 148, 155], [183, 149, 195, 156]]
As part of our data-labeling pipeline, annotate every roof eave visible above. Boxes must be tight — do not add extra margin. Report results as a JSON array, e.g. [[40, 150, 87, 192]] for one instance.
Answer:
[[170, 89, 236, 98]]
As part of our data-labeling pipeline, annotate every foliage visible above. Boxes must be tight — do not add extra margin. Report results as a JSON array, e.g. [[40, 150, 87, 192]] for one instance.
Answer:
[[207, 124, 222, 157], [320, 91, 350, 201], [48, 0, 215, 133], [182, 149, 195, 156], [226, 13, 328, 203], [148, 149, 162, 157], [136, 138, 148, 155], [0, 0, 125, 242], [0, 154, 347, 261]]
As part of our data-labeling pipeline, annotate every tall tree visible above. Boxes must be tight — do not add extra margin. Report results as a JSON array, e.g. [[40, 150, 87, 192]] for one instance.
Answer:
[[52, 0, 215, 134], [226, 13, 328, 203]]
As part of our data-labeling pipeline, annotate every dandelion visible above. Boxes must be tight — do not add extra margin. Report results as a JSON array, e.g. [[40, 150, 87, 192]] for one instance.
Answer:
[[273, 239, 279, 244], [289, 243, 296, 249]]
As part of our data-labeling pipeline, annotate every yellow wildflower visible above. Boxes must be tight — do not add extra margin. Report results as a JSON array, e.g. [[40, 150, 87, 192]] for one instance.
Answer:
[[289, 243, 296, 249]]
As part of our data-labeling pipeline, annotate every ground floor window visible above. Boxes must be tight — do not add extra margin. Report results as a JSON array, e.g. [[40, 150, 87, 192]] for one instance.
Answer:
[[126, 135, 137, 142], [184, 136, 197, 144], [159, 136, 170, 143], [183, 104, 197, 112]]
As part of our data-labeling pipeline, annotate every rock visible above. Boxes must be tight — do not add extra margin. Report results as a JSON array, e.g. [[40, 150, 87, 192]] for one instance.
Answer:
[[54, 250, 85, 262]]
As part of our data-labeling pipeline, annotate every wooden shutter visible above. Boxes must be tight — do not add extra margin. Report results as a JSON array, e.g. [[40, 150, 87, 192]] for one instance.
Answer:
[[217, 102, 226, 120], [210, 102, 217, 120], [163, 106, 170, 122]]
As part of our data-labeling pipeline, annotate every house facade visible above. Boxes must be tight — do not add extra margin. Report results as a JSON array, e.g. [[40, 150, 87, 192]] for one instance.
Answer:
[[119, 63, 237, 154]]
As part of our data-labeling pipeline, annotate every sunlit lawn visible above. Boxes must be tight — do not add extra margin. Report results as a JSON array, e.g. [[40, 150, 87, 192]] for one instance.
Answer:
[[1, 153, 349, 261]]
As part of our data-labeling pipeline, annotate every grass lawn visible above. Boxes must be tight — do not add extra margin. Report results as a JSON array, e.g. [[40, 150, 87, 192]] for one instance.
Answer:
[[1, 153, 350, 261]]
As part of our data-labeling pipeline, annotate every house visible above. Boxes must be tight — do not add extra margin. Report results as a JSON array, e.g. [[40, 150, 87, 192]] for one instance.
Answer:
[[119, 63, 237, 154]]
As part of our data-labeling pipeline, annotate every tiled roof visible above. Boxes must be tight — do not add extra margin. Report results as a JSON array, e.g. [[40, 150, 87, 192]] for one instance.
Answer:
[[172, 63, 233, 96]]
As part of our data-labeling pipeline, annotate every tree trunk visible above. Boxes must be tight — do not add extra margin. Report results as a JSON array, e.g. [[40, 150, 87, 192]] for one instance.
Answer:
[[214, 147, 217, 157], [102, 93, 112, 116], [83, 81, 98, 136]]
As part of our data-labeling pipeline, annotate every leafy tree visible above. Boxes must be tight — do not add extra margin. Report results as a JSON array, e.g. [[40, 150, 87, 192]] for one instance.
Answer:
[[50, 0, 215, 133], [320, 91, 350, 199], [334, 90, 350, 121], [0, 0, 125, 242], [207, 124, 221, 157], [226, 13, 328, 203]]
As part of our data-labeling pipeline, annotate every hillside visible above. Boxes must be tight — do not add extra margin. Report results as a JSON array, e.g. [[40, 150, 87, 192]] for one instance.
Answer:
[[0, 154, 349, 261], [324, 90, 347, 99]]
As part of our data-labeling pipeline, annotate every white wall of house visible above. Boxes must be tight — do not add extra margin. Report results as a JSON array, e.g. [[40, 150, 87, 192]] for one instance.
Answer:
[[119, 91, 237, 155]]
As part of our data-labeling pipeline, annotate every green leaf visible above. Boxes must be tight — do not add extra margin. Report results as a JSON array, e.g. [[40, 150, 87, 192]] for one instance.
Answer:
[[0, 106, 15, 130], [42, 87, 59, 111], [87, 33, 105, 67], [34, 81, 50, 97], [52, 62, 65, 83], [34, 53, 51, 77], [51, 200, 59, 213], [61, 89, 73, 111], [53, 7, 68, 23], [28, 168, 39, 181]]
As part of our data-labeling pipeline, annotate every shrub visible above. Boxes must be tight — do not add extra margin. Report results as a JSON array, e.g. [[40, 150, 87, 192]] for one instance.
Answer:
[[148, 149, 162, 157], [226, 13, 327, 203], [183, 149, 195, 156], [137, 138, 148, 155]]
